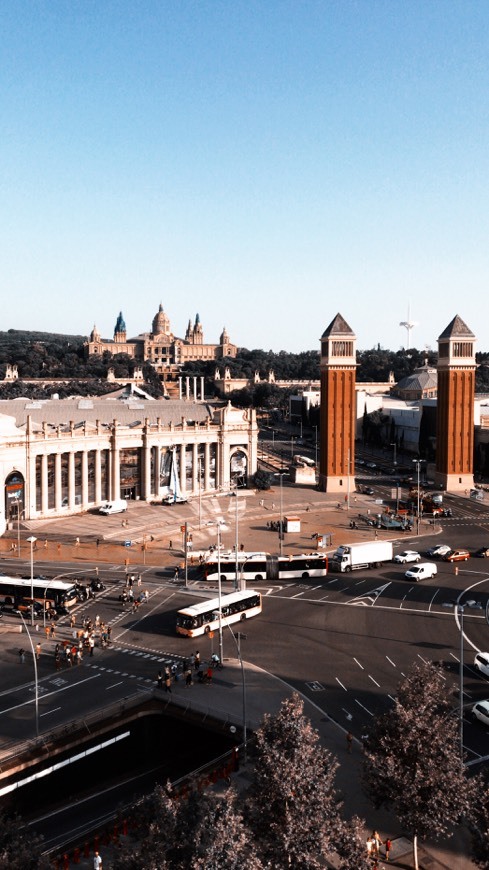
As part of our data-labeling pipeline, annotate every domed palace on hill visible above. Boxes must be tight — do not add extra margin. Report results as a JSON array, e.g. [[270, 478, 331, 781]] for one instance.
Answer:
[[85, 304, 237, 371]]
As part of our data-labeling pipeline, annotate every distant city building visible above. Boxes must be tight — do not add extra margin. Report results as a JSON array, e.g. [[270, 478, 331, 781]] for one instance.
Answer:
[[85, 304, 238, 371]]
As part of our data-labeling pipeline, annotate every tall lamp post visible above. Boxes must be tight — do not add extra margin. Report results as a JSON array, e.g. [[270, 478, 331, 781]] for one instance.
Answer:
[[412, 459, 422, 535], [18, 611, 39, 737], [27, 536, 37, 626], [274, 472, 285, 557]]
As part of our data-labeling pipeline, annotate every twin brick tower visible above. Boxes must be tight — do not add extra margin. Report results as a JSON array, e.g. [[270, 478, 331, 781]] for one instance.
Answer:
[[318, 313, 476, 495]]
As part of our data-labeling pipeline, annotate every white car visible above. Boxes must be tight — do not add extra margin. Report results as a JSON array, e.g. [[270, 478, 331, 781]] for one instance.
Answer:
[[426, 543, 451, 558], [474, 653, 489, 677], [472, 700, 489, 726], [405, 562, 437, 581], [394, 550, 420, 564]]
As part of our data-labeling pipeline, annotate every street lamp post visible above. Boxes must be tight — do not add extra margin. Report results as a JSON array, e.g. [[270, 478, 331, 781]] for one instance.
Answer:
[[390, 442, 397, 469], [274, 472, 285, 557], [18, 611, 39, 737], [216, 522, 224, 664], [26, 536, 37, 626], [228, 625, 247, 762], [412, 459, 422, 535], [458, 604, 465, 760]]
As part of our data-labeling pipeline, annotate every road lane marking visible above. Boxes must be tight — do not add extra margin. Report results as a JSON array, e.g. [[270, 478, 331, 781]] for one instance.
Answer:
[[335, 678, 347, 691], [354, 699, 373, 716], [353, 658, 364, 669], [106, 681, 124, 690], [386, 656, 396, 667], [368, 674, 381, 687], [40, 707, 61, 717], [0, 673, 101, 717]]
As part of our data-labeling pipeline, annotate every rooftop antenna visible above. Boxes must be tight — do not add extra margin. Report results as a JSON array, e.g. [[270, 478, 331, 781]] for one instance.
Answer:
[[399, 304, 418, 348]]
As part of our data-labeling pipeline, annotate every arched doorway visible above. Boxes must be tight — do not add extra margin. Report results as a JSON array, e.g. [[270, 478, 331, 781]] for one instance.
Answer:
[[230, 450, 248, 488], [5, 471, 25, 524]]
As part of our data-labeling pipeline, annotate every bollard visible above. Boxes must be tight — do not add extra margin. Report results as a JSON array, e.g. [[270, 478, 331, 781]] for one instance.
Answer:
[[122, 818, 128, 836], [84, 841, 90, 858], [113, 823, 119, 841], [94, 835, 100, 853], [73, 846, 80, 864], [62, 854, 69, 870]]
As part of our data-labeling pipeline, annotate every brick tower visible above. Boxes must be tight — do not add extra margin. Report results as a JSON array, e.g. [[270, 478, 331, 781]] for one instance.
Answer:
[[435, 315, 476, 492], [319, 314, 356, 493]]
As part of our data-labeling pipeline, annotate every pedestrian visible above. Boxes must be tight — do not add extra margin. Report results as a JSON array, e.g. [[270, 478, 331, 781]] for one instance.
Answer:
[[185, 669, 193, 687], [18, 648, 25, 664], [107, 625, 112, 642], [206, 665, 213, 684], [95, 614, 100, 628], [89, 636, 95, 657], [55, 651, 61, 670], [366, 836, 374, 859], [194, 650, 201, 670], [384, 837, 391, 861], [70, 613, 76, 629], [77, 648, 83, 665], [174, 567, 179, 581], [240, 543, 244, 551], [137, 573, 142, 587], [157, 670, 163, 690], [372, 831, 382, 855], [93, 850, 102, 869], [164, 673, 172, 693], [75, 537, 80, 547], [169, 540, 173, 550], [44, 539, 48, 549], [35, 642, 41, 661], [346, 730, 353, 753], [96, 538, 100, 548]]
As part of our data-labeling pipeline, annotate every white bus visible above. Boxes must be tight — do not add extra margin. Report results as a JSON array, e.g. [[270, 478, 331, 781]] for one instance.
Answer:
[[0, 576, 78, 614], [176, 590, 262, 637], [202, 553, 328, 584]]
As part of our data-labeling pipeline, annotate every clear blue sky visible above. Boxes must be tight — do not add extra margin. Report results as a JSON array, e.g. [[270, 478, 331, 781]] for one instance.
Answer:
[[2, 1, 489, 353]]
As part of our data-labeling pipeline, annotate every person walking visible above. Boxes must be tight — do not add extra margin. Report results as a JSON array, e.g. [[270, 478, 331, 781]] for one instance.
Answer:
[[93, 850, 102, 869], [35, 642, 41, 661], [89, 635, 95, 657], [185, 669, 193, 687], [194, 650, 201, 670], [346, 731, 353, 753], [18, 649, 25, 664], [164, 672, 172, 693], [384, 837, 392, 861], [157, 670, 163, 690]]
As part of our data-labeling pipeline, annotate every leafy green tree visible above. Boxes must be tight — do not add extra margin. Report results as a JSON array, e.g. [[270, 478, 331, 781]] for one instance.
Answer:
[[362, 661, 473, 870], [471, 777, 489, 869], [335, 815, 372, 870], [244, 693, 343, 868], [0, 811, 49, 869]]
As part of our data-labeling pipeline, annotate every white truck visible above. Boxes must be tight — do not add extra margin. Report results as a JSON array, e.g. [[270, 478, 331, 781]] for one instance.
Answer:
[[331, 540, 393, 572]]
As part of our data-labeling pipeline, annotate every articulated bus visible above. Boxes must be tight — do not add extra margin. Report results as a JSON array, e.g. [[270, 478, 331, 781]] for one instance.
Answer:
[[0, 576, 78, 614], [176, 589, 262, 637], [202, 552, 328, 584]]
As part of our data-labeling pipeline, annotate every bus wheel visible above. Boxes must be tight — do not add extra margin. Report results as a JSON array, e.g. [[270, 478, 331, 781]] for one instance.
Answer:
[[255, 574, 263, 581], [240, 613, 247, 621], [204, 626, 210, 634], [302, 572, 310, 579]]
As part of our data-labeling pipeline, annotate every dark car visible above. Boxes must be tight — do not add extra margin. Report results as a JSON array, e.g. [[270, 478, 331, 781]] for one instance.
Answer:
[[474, 547, 489, 558], [364, 486, 375, 496]]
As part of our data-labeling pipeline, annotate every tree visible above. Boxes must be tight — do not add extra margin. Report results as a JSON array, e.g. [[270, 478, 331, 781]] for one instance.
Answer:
[[116, 783, 261, 870], [0, 811, 49, 869], [244, 693, 342, 868], [335, 815, 372, 870], [362, 661, 473, 870], [470, 775, 489, 868]]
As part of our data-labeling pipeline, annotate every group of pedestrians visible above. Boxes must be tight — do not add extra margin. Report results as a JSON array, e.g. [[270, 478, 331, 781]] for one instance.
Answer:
[[154, 651, 223, 693], [366, 831, 391, 862]]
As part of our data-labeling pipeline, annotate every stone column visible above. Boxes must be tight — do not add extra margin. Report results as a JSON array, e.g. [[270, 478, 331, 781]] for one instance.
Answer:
[[81, 450, 89, 509], [54, 453, 62, 512], [68, 452, 75, 510], [41, 454, 49, 515]]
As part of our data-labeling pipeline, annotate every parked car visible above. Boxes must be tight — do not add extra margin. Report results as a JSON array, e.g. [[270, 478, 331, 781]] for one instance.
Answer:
[[405, 562, 437, 581], [364, 486, 375, 496], [471, 700, 489, 726], [444, 548, 470, 562], [426, 544, 451, 558], [394, 550, 421, 564], [474, 546, 489, 558], [366, 462, 377, 469], [474, 653, 489, 677], [470, 489, 484, 501]]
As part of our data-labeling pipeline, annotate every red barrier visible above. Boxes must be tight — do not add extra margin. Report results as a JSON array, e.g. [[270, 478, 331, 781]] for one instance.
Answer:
[[62, 854, 69, 870], [84, 841, 90, 857], [73, 846, 80, 864], [94, 835, 99, 852], [122, 818, 128, 836], [113, 823, 119, 841]]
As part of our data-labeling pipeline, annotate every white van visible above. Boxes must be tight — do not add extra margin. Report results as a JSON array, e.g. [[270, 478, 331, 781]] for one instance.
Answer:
[[99, 499, 128, 515], [405, 562, 437, 581]]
